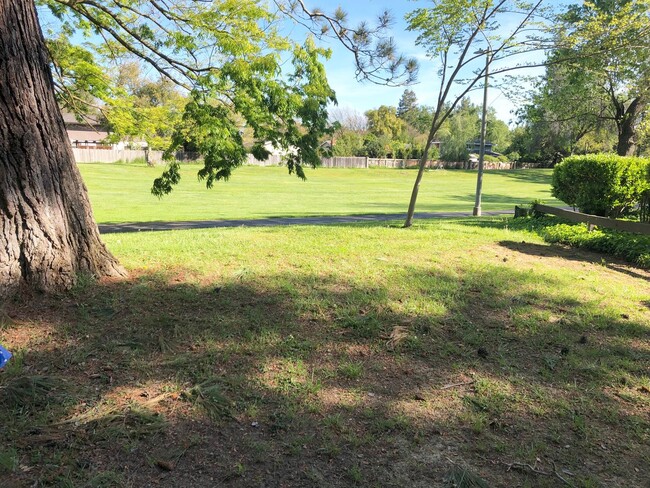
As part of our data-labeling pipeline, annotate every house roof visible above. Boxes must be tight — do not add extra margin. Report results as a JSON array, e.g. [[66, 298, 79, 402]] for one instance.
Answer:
[[67, 129, 109, 142], [60, 111, 104, 126]]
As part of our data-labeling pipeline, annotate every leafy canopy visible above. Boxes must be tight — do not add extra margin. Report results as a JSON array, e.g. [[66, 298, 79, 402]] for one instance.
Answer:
[[37, 0, 337, 194]]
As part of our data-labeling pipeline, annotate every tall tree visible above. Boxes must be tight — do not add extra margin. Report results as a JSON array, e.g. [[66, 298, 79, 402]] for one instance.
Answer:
[[0, 0, 125, 294], [548, 0, 650, 156], [365, 106, 407, 140], [513, 64, 617, 163], [397, 89, 418, 118], [437, 99, 480, 161], [106, 63, 187, 150], [401, 0, 549, 226], [0, 0, 335, 295]]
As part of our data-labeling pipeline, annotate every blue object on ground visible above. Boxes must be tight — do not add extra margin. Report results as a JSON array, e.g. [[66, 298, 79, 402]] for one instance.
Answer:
[[0, 344, 12, 369]]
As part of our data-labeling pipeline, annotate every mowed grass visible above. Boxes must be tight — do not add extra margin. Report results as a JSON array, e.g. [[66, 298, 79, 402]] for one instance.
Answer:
[[78, 163, 559, 223], [1, 218, 648, 487]]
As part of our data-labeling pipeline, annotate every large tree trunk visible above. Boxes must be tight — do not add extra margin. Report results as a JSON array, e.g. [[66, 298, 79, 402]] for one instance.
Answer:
[[615, 97, 644, 156], [0, 0, 125, 296]]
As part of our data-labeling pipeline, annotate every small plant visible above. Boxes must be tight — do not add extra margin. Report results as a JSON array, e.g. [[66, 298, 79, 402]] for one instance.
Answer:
[[347, 464, 363, 484], [337, 361, 364, 380], [529, 199, 546, 218], [444, 465, 489, 488], [0, 375, 57, 409], [184, 379, 233, 420], [85, 406, 167, 441], [0, 448, 18, 474], [86, 471, 125, 487], [323, 413, 344, 432]]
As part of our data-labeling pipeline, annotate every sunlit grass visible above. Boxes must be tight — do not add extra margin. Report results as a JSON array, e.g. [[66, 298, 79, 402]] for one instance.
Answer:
[[78, 163, 560, 223]]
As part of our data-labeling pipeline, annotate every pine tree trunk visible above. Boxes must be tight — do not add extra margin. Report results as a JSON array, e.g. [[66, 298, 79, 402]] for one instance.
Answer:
[[0, 0, 125, 296]]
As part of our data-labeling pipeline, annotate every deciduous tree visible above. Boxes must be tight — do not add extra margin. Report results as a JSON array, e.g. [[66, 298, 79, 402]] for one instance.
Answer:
[[0, 0, 335, 295], [545, 0, 650, 156], [401, 0, 548, 226]]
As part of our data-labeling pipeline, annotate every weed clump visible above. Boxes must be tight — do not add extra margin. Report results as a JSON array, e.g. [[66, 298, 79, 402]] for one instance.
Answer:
[[0, 375, 57, 409]]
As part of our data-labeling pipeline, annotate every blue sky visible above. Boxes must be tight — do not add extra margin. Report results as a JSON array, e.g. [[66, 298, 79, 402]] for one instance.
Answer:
[[292, 0, 565, 124]]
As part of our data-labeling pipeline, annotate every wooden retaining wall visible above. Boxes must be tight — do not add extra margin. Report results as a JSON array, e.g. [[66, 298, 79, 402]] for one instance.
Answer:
[[533, 204, 650, 235]]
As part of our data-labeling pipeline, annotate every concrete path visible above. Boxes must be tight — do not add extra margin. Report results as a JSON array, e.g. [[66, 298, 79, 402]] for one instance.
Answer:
[[98, 209, 514, 234]]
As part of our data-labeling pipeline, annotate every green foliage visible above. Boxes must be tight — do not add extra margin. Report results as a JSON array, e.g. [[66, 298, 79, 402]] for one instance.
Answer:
[[396, 89, 418, 118], [513, 216, 650, 268], [552, 154, 650, 217], [483, 154, 510, 163], [444, 466, 489, 488], [406, 105, 436, 134], [365, 106, 407, 140], [45, 34, 113, 113], [0, 448, 18, 475], [184, 379, 233, 421], [332, 130, 365, 157], [543, 224, 650, 268], [439, 99, 479, 162], [485, 112, 512, 153], [531, 0, 650, 157], [0, 375, 57, 409], [38, 0, 336, 196], [362, 133, 390, 158], [105, 65, 187, 150]]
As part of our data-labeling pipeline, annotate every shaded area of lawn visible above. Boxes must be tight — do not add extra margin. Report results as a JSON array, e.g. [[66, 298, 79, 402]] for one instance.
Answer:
[[1, 220, 648, 487]]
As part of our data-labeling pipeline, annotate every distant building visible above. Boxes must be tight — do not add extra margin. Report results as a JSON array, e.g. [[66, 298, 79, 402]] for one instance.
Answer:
[[61, 111, 115, 149], [466, 140, 497, 155]]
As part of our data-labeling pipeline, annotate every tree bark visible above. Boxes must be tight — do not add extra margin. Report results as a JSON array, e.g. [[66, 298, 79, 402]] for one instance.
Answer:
[[615, 97, 644, 156], [0, 0, 125, 296]]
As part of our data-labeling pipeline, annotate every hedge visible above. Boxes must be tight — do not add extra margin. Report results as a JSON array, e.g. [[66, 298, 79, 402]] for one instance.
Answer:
[[552, 154, 650, 218]]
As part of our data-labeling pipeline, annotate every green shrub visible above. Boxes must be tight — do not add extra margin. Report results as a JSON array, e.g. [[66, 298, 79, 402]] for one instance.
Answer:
[[552, 154, 650, 218], [641, 163, 650, 222], [482, 154, 512, 164], [510, 216, 650, 268], [497, 154, 511, 163], [505, 151, 520, 162]]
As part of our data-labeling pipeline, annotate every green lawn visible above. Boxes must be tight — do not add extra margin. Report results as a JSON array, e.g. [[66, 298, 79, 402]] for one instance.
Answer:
[[2, 218, 648, 487], [78, 163, 559, 223]]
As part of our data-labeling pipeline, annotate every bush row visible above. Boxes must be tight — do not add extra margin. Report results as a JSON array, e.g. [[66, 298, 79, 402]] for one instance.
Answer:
[[552, 154, 650, 218], [510, 216, 650, 268]]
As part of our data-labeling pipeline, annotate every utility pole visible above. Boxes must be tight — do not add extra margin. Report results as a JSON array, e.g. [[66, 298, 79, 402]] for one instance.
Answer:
[[473, 50, 490, 217]]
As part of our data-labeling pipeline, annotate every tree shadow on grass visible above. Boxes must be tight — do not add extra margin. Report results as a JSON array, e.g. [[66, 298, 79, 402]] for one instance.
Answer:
[[489, 169, 553, 186], [0, 263, 648, 487], [447, 193, 557, 209], [499, 240, 650, 283]]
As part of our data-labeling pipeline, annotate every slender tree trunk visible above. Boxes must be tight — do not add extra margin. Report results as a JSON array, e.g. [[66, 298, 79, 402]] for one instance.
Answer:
[[404, 113, 443, 227], [0, 0, 125, 296], [404, 140, 432, 228]]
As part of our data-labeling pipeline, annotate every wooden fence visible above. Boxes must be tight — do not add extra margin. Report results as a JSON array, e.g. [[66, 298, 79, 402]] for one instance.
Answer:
[[533, 203, 650, 235], [72, 148, 150, 163], [321, 157, 368, 168], [72, 149, 526, 171], [72, 149, 204, 164]]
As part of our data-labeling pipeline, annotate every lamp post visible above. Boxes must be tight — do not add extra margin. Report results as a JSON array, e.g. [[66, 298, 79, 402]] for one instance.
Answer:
[[473, 50, 490, 217]]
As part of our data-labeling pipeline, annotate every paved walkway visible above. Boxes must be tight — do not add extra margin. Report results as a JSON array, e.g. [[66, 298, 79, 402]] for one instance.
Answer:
[[98, 209, 514, 234]]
